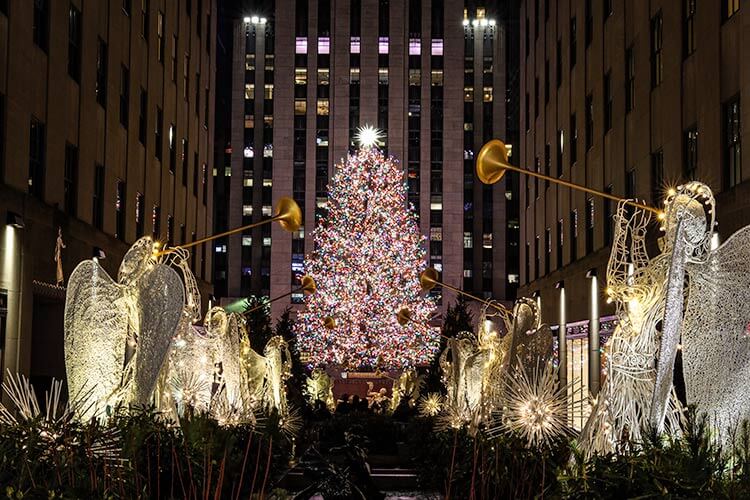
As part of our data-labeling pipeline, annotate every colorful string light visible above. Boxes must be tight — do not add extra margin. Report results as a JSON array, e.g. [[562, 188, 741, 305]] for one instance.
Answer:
[[294, 147, 440, 370]]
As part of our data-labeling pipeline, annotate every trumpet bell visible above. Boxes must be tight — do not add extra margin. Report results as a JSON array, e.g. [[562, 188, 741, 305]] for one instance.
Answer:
[[300, 275, 316, 295], [275, 197, 302, 232], [397, 307, 412, 326], [419, 267, 439, 292], [323, 316, 336, 330], [477, 139, 510, 185]]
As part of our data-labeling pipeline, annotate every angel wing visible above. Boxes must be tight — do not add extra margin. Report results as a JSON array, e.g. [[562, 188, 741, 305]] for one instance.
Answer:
[[129, 263, 184, 408], [64, 260, 129, 420], [679, 225, 750, 441]]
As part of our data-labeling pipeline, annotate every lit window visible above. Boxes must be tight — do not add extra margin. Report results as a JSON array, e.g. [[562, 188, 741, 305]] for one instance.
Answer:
[[409, 69, 421, 86], [464, 123, 474, 131], [264, 115, 273, 126], [295, 227, 305, 239], [243, 178, 253, 187], [263, 178, 272, 187], [244, 114, 254, 129], [433, 263, 443, 272], [242, 236, 252, 246], [431, 70, 443, 86], [224, 167, 232, 176], [262, 205, 272, 216], [295, 68, 307, 85], [264, 84, 273, 99], [318, 36, 330, 54], [409, 38, 421, 55], [295, 99, 307, 115], [350, 67, 360, 83], [508, 274, 519, 284], [242, 205, 253, 216], [378, 68, 388, 84], [431, 39, 443, 56], [263, 144, 273, 157], [430, 227, 442, 241], [245, 54, 255, 71], [463, 232, 473, 248], [350, 36, 361, 53], [464, 87, 474, 101], [483, 87, 493, 102], [263, 237, 271, 246], [483, 233, 493, 248], [430, 201, 443, 211], [245, 83, 255, 99], [295, 36, 307, 54], [378, 36, 389, 54], [463, 269, 473, 278], [244, 146, 254, 158], [464, 149, 474, 160], [318, 68, 330, 85], [215, 244, 227, 253], [317, 99, 329, 116], [242, 267, 252, 276], [316, 197, 328, 208]]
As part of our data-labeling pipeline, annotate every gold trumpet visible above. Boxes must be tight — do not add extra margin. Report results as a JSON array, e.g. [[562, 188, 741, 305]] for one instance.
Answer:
[[155, 196, 302, 256], [476, 139, 663, 217], [419, 267, 512, 321], [243, 275, 317, 314]]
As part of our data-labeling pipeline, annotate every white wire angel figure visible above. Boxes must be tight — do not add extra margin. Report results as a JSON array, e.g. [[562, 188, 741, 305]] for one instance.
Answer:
[[64, 237, 184, 420], [650, 182, 750, 444]]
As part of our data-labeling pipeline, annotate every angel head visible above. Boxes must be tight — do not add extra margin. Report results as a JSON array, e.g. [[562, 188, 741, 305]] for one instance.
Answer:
[[513, 297, 541, 335], [660, 181, 715, 259], [117, 237, 156, 285], [204, 307, 229, 338]]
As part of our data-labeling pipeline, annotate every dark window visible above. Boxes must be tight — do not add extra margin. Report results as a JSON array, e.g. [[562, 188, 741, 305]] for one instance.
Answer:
[[544, 59, 550, 104], [379, 0, 389, 37], [120, 65, 130, 128], [122, 0, 131, 15], [181, 138, 188, 186], [96, 38, 108, 106], [684, 0, 696, 57], [202, 163, 208, 205], [545, 228, 551, 274], [604, 71, 612, 132], [585, 0, 592, 47], [569, 17, 576, 68], [525, 243, 530, 283], [723, 0, 740, 21], [534, 77, 539, 118], [684, 126, 698, 180], [525, 93, 530, 131], [724, 97, 742, 188], [0, 94, 5, 177], [545, 0, 550, 20], [570, 209, 578, 261], [197, 0, 203, 36], [525, 17, 530, 58], [570, 113, 577, 164], [625, 169, 636, 198], [93, 164, 105, 230], [605, 0, 613, 19], [193, 152, 199, 195], [625, 46, 635, 112], [651, 150, 664, 203], [169, 124, 176, 173], [171, 35, 177, 82], [651, 12, 663, 88], [604, 185, 613, 244], [544, 143, 551, 188], [68, 4, 82, 82], [556, 38, 562, 87], [28, 118, 45, 198], [33, 0, 49, 52], [141, 0, 149, 39], [64, 143, 78, 216], [135, 192, 144, 237], [534, 0, 539, 39], [116, 180, 126, 240], [535, 236, 540, 278], [155, 106, 163, 160], [0, 0, 7, 15], [166, 215, 174, 246], [585, 94, 593, 150], [585, 198, 594, 253], [138, 89, 147, 145], [157, 11, 165, 62]]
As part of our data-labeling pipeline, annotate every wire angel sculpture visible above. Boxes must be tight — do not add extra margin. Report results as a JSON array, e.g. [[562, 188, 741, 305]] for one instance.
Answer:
[[305, 367, 336, 410], [240, 334, 293, 417], [389, 367, 425, 411], [650, 181, 750, 443], [64, 237, 185, 420], [580, 201, 683, 455]]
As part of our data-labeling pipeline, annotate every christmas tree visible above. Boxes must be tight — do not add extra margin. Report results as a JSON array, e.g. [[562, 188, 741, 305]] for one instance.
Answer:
[[294, 136, 439, 370]]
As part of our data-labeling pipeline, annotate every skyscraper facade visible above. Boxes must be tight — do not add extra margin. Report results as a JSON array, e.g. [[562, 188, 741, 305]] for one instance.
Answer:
[[0, 0, 216, 389], [214, 0, 520, 318]]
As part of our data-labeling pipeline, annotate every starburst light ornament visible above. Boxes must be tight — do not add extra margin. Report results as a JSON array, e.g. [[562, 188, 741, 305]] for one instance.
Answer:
[[354, 124, 384, 148]]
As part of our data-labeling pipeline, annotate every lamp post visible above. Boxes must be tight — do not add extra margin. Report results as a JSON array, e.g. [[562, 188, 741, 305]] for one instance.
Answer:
[[586, 268, 600, 396], [555, 280, 566, 388]]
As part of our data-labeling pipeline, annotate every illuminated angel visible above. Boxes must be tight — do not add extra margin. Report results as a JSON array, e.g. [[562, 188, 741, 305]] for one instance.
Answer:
[[240, 335, 292, 417], [64, 237, 184, 420], [580, 200, 683, 455], [305, 367, 335, 411], [651, 182, 749, 443], [390, 368, 424, 411], [504, 297, 553, 375]]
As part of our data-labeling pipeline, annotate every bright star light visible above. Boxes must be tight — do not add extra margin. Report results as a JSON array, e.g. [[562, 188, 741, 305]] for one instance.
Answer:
[[355, 125, 384, 148]]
